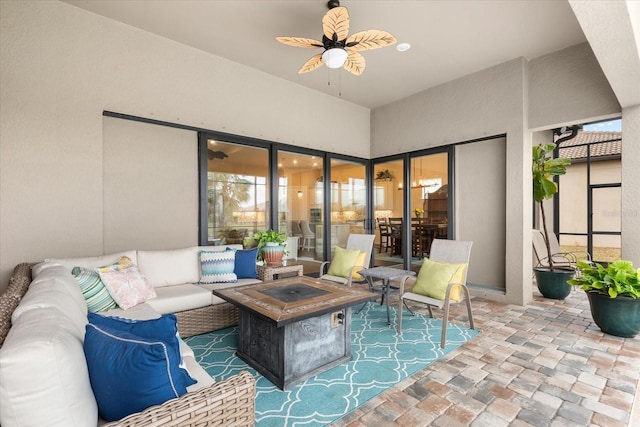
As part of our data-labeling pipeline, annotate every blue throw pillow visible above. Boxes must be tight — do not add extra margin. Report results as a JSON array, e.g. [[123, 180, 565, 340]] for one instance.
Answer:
[[84, 314, 196, 421], [232, 247, 258, 279]]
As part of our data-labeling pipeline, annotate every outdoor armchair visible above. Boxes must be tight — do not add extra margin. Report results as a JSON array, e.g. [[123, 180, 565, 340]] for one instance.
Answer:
[[397, 239, 474, 348], [319, 233, 375, 287]]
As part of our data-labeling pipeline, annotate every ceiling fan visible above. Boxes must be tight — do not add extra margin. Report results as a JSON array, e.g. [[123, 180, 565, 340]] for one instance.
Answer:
[[276, 1, 396, 76]]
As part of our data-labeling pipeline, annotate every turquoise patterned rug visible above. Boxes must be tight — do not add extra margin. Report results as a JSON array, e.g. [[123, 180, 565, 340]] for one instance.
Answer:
[[185, 303, 479, 426]]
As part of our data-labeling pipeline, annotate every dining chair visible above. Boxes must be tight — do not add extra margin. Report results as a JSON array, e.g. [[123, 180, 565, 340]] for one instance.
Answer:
[[300, 220, 316, 251], [290, 220, 303, 249], [319, 233, 376, 287], [377, 218, 392, 253], [396, 239, 474, 348]]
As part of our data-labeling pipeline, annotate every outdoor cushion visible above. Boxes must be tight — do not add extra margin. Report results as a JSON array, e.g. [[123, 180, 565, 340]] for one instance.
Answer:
[[45, 250, 138, 272], [137, 247, 200, 288], [228, 247, 258, 279], [11, 279, 87, 338], [84, 315, 196, 422], [352, 251, 368, 280], [412, 259, 466, 301], [72, 266, 118, 312], [0, 307, 98, 427], [29, 265, 89, 316], [199, 250, 237, 284], [97, 257, 157, 310], [146, 284, 213, 314], [327, 246, 361, 278]]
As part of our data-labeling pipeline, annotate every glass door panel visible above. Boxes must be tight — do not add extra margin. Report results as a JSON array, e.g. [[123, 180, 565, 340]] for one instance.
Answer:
[[277, 151, 323, 264], [373, 160, 404, 267], [205, 139, 269, 245], [329, 159, 366, 256], [409, 153, 448, 269]]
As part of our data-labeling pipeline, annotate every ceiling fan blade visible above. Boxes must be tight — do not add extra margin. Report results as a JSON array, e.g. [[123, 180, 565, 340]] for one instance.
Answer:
[[298, 54, 324, 74], [346, 30, 397, 52], [343, 50, 365, 76], [322, 6, 349, 42], [276, 37, 324, 48]]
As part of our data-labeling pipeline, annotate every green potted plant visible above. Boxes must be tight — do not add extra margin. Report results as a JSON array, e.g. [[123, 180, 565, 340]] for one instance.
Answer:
[[568, 260, 640, 337], [532, 143, 573, 299], [375, 169, 395, 181], [253, 229, 288, 266]]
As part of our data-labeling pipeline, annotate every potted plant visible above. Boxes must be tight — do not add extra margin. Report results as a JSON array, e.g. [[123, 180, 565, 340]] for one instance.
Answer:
[[568, 260, 640, 337], [253, 229, 288, 266], [375, 169, 395, 181], [532, 143, 573, 299]]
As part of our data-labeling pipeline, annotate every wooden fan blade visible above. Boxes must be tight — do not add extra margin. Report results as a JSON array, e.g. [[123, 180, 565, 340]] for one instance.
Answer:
[[346, 30, 397, 52], [299, 54, 324, 74], [322, 6, 349, 42], [343, 50, 365, 76], [276, 37, 324, 48]]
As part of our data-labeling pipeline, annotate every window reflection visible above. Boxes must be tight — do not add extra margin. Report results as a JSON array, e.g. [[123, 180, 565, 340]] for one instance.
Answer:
[[206, 140, 269, 244]]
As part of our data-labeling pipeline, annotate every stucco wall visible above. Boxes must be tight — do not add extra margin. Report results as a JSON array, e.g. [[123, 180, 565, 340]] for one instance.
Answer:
[[370, 44, 622, 305], [0, 0, 369, 288], [529, 43, 620, 130]]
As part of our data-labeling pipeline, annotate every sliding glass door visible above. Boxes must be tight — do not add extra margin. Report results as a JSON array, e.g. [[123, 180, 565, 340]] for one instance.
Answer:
[[203, 138, 269, 245], [409, 152, 448, 268], [328, 158, 366, 255], [277, 150, 324, 263]]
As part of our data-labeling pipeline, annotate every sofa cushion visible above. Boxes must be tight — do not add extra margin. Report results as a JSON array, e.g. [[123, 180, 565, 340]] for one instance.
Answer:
[[184, 354, 215, 392], [29, 264, 89, 317], [199, 250, 237, 284], [72, 267, 118, 312], [84, 317, 196, 422], [102, 302, 160, 321], [45, 250, 138, 272], [230, 247, 258, 279], [0, 307, 98, 427], [97, 257, 157, 310], [136, 247, 200, 288], [12, 278, 87, 338], [146, 284, 213, 315]]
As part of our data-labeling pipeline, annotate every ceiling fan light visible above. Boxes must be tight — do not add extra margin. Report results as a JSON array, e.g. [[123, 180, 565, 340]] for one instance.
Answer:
[[322, 48, 348, 68]]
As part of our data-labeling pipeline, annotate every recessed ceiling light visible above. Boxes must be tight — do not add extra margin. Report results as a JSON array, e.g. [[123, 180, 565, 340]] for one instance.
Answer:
[[396, 43, 411, 52]]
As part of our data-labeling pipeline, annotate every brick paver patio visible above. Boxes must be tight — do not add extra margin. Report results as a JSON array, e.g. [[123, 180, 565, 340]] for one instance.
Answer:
[[332, 286, 640, 426]]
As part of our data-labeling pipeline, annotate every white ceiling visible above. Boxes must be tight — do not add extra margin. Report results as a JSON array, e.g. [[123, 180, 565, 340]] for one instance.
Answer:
[[63, 0, 587, 109]]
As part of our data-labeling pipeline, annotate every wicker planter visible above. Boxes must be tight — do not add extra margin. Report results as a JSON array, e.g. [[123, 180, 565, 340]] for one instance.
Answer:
[[533, 267, 574, 300]]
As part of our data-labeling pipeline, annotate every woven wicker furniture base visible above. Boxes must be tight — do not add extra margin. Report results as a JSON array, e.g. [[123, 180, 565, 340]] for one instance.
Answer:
[[103, 371, 256, 427], [256, 264, 303, 282], [175, 302, 239, 338]]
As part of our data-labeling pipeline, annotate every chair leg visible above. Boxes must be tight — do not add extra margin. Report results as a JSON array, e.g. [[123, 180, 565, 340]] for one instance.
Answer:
[[402, 299, 415, 315], [397, 297, 403, 333], [441, 301, 450, 349], [427, 305, 434, 318], [462, 285, 475, 330]]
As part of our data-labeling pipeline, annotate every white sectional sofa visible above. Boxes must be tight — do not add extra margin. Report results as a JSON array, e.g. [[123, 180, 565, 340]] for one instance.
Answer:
[[0, 245, 259, 427]]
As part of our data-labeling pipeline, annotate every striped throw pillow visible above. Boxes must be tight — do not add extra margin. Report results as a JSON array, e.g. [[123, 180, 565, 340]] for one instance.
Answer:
[[72, 266, 118, 312], [199, 251, 237, 284]]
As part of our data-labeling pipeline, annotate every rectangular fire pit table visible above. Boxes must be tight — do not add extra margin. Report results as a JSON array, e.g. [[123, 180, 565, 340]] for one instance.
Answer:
[[212, 276, 376, 390]]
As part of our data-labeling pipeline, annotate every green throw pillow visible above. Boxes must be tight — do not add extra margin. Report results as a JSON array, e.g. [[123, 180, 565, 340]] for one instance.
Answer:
[[327, 246, 361, 278], [412, 259, 463, 300]]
